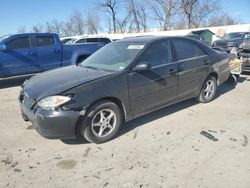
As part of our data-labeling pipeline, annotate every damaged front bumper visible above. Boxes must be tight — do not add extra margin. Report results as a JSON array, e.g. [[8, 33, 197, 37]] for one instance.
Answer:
[[19, 92, 82, 139]]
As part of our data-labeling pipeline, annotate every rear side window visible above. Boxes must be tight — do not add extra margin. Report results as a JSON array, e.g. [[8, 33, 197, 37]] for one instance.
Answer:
[[6, 37, 31, 50], [172, 39, 206, 61], [36, 36, 55, 47], [85, 38, 99, 43], [138, 41, 171, 67], [99, 38, 111, 44]]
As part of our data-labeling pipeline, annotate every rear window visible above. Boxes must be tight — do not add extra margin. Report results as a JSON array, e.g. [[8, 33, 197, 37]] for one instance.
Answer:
[[6, 37, 31, 50], [36, 36, 55, 47], [172, 39, 206, 61]]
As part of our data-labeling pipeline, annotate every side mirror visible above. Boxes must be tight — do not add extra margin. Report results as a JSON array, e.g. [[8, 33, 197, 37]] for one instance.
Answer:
[[0, 43, 6, 51], [133, 63, 151, 72]]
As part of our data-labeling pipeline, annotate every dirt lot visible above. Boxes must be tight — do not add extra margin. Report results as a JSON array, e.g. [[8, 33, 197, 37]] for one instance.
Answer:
[[0, 75, 250, 188]]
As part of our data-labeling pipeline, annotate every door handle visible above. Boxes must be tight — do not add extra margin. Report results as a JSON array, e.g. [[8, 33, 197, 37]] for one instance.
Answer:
[[169, 69, 177, 74], [204, 60, 210, 65]]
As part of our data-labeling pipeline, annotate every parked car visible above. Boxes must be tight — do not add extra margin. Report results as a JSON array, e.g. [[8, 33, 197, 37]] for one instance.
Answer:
[[212, 32, 250, 53], [60, 36, 79, 44], [66, 36, 112, 45], [20, 36, 230, 144], [0, 33, 105, 78]]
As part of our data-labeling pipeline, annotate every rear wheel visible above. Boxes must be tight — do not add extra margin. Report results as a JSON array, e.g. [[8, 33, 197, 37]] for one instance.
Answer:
[[196, 76, 217, 103], [80, 101, 123, 144]]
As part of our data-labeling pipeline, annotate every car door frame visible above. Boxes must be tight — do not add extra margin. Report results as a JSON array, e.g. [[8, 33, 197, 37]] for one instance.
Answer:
[[127, 39, 179, 117], [0, 34, 39, 76], [33, 34, 62, 71], [170, 38, 211, 99]]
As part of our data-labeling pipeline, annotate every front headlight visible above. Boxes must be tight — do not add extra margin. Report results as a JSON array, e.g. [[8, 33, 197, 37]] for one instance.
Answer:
[[37, 96, 71, 110]]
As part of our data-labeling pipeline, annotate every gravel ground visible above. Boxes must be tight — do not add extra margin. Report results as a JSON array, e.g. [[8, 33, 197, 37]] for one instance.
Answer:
[[0, 75, 250, 188]]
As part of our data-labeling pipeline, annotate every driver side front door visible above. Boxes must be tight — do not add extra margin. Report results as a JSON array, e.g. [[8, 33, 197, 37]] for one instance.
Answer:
[[128, 40, 178, 117]]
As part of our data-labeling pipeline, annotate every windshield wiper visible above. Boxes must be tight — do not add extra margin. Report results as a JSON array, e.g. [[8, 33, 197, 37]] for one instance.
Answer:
[[82, 65, 104, 71]]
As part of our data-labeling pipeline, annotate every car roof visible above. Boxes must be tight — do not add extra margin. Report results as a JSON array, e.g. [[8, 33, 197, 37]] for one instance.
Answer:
[[115, 36, 193, 44], [228, 32, 249, 34]]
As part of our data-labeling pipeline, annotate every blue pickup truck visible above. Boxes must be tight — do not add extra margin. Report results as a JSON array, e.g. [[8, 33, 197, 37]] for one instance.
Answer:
[[0, 33, 105, 78]]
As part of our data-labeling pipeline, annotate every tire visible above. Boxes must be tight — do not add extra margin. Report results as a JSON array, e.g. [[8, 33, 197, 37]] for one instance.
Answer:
[[80, 101, 123, 144], [196, 76, 217, 103]]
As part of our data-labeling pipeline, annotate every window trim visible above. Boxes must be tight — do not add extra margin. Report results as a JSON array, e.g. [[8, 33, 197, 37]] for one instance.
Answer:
[[6, 36, 31, 50], [170, 38, 207, 62], [136, 40, 173, 68], [35, 35, 56, 48]]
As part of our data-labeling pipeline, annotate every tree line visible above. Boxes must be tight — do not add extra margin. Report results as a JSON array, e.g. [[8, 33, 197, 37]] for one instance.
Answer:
[[17, 0, 239, 37]]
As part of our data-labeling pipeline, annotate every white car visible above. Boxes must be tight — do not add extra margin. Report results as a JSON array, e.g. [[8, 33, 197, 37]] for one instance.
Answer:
[[66, 36, 112, 45]]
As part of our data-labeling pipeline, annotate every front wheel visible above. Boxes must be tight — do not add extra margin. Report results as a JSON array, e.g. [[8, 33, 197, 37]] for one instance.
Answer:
[[80, 101, 123, 144], [196, 76, 217, 103]]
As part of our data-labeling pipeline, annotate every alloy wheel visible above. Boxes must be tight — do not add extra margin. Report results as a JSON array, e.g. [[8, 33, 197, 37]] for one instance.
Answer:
[[91, 109, 117, 137]]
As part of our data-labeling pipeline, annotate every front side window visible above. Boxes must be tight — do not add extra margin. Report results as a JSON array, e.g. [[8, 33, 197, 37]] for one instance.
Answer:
[[36, 36, 55, 47], [137, 41, 171, 67], [6, 37, 30, 50], [172, 39, 206, 61], [80, 42, 145, 72]]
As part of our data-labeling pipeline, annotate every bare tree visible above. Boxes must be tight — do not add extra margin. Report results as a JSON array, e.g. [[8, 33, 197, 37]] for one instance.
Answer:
[[51, 20, 63, 35], [98, 0, 121, 33], [17, 26, 27, 33], [86, 12, 100, 34], [62, 17, 75, 36], [137, 3, 148, 32], [117, 11, 131, 33], [192, 0, 219, 27], [32, 24, 44, 33], [178, 0, 219, 28], [45, 22, 54, 33], [126, 0, 149, 32], [128, 0, 140, 32], [71, 9, 85, 35], [149, 0, 177, 30], [208, 12, 239, 27], [178, 0, 198, 29]]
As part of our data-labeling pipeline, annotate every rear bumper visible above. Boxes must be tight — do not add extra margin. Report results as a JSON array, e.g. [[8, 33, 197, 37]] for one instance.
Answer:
[[20, 102, 80, 139]]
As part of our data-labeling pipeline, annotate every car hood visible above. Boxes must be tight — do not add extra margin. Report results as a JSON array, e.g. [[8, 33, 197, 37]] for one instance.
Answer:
[[214, 38, 241, 45], [23, 65, 113, 100]]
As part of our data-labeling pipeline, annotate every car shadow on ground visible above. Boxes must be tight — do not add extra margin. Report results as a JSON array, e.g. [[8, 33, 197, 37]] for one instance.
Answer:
[[62, 80, 238, 145], [0, 75, 33, 89]]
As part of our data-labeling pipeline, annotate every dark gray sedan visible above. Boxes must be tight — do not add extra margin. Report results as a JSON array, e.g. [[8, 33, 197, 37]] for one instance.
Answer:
[[20, 36, 230, 144]]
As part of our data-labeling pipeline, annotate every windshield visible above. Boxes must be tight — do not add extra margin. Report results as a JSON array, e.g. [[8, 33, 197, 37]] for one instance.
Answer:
[[80, 42, 145, 72], [224, 33, 244, 39]]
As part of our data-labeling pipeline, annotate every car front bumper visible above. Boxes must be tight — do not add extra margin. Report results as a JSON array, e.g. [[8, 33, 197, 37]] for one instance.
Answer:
[[20, 97, 80, 139]]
